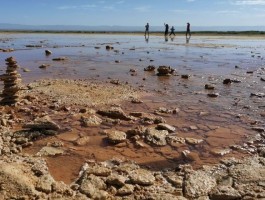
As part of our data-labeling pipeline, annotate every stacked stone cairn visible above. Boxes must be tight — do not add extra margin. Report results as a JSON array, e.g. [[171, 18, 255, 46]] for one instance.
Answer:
[[0, 57, 21, 105]]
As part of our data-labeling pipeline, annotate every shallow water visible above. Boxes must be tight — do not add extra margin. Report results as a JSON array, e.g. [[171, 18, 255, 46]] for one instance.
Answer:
[[1, 33, 265, 183]]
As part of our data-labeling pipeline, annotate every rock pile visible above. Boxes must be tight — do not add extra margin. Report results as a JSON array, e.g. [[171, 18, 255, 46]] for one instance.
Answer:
[[0, 57, 21, 105]]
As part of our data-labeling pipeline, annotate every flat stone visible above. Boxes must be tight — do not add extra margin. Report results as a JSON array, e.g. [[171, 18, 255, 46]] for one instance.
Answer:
[[23, 116, 60, 131], [97, 107, 131, 121], [36, 174, 55, 193], [185, 137, 203, 145], [129, 169, 155, 186], [107, 130, 127, 144], [80, 115, 102, 127], [210, 186, 241, 200], [156, 123, 176, 133], [184, 170, 217, 198], [36, 146, 64, 156]]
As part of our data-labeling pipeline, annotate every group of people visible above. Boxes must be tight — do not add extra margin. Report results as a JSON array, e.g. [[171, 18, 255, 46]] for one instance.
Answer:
[[144, 22, 191, 38]]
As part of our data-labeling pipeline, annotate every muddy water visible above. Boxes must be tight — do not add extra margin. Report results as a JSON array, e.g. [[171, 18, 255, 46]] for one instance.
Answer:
[[1, 33, 265, 183]]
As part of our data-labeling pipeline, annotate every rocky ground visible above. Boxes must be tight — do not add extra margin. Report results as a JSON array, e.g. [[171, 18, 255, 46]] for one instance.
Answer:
[[0, 78, 265, 200]]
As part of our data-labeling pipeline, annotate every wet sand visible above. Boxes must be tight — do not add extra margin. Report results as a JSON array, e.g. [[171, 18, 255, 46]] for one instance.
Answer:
[[0, 33, 265, 184]]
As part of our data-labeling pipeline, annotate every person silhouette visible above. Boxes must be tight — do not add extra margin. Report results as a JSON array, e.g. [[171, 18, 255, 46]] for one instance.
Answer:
[[164, 23, 169, 36], [186, 22, 191, 38], [145, 23, 149, 37], [169, 26, 175, 36]]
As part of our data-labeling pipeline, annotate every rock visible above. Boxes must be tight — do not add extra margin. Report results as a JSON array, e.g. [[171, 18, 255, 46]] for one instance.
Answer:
[[184, 170, 217, 198], [36, 174, 55, 193], [97, 107, 131, 121], [261, 77, 265, 81], [223, 79, 232, 84], [129, 169, 155, 186], [157, 66, 174, 76], [210, 186, 241, 200], [207, 93, 219, 98], [117, 184, 134, 196], [144, 65, 156, 71], [156, 123, 176, 133], [164, 172, 183, 188], [106, 174, 127, 187], [0, 163, 37, 198], [74, 136, 90, 146], [36, 146, 64, 156], [85, 165, 112, 177], [145, 127, 169, 146], [211, 149, 231, 156], [185, 138, 203, 145], [106, 45, 114, 50], [39, 64, 49, 69], [107, 130, 127, 144], [0, 57, 21, 105], [52, 57, 67, 61], [80, 115, 102, 127], [205, 84, 215, 90], [131, 98, 143, 104], [252, 127, 265, 132], [45, 50, 52, 55], [79, 174, 106, 198], [250, 92, 265, 98], [166, 135, 186, 146], [23, 116, 60, 131], [228, 156, 265, 183], [181, 74, 190, 79]]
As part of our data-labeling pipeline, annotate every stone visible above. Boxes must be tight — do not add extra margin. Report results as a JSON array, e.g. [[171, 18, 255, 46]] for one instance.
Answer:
[[85, 165, 112, 177], [36, 146, 64, 156], [129, 169, 155, 186], [261, 77, 265, 82], [144, 65, 156, 71], [211, 149, 231, 156], [205, 84, 215, 90], [97, 107, 131, 121], [52, 57, 67, 61], [36, 174, 55, 193], [74, 136, 90, 146], [185, 137, 203, 145], [117, 184, 134, 196], [80, 115, 102, 127], [107, 130, 127, 144], [157, 66, 174, 76], [207, 93, 219, 98], [181, 74, 190, 79], [210, 186, 241, 200], [184, 170, 217, 198], [45, 50, 52, 55], [223, 79, 232, 84], [106, 174, 126, 187], [23, 116, 60, 131], [145, 127, 169, 146], [0, 57, 21, 105], [250, 93, 265, 98], [156, 123, 176, 133]]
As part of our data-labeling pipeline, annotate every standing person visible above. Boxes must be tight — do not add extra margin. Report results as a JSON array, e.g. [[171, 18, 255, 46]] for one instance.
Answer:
[[145, 23, 149, 37], [164, 23, 169, 36], [169, 26, 175, 36], [186, 22, 191, 38]]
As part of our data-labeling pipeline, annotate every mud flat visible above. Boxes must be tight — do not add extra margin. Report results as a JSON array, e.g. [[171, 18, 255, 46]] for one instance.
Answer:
[[0, 33, 265, 199]]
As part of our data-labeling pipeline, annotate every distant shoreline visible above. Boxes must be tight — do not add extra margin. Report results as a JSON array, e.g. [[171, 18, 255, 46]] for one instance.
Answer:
[[1, 30, 265, 36]]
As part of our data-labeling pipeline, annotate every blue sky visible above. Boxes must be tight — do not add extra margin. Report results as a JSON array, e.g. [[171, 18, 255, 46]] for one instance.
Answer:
[[1, 0, 265, 26]]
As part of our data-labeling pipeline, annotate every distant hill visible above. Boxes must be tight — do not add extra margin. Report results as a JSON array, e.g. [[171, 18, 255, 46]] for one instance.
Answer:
[[0, 23, 265, 32]]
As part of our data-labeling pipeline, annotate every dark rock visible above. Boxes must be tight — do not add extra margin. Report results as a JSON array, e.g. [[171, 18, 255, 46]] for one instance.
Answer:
[[144, 65, 156, 71], [207, 93, 219, 98], [223, 79, 232, 84], [205, 84, 215, 90]]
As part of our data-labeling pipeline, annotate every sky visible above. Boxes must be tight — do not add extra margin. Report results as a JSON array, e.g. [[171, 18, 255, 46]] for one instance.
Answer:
[[0, 0, 265, 27]]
